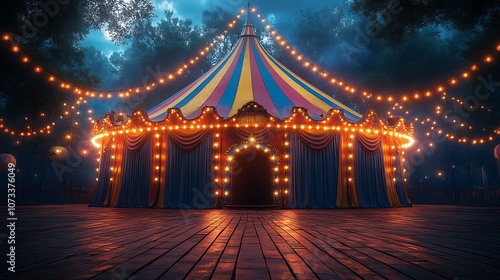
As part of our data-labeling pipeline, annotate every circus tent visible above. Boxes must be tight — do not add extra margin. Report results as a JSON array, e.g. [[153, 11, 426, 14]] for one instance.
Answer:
[[90, 12, 413, 209]]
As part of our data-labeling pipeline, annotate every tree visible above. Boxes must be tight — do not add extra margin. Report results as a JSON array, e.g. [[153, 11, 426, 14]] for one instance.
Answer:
[[0, 0, 155, 133], [83, 46, 115, 88], [85, 0, 155, 45], [202, 7, 244, 66], [350, 0, 500, 50]]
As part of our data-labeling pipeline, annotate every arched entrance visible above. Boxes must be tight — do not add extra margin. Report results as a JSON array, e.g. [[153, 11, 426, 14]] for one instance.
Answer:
[[230, 148, 274, 205]]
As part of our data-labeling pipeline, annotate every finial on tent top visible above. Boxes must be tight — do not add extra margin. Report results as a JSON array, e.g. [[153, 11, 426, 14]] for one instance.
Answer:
[[241, 1, 257, 37], [245, 1, 252, 27]]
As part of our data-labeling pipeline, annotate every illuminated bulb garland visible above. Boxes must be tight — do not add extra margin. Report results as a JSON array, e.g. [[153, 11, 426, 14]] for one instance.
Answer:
[[0, 8, 250, 137], [4, 4, 497, 107], [2, 3, 496, 148], [249, 4, 500, 104], [0, 8, 247, 101], [222, 137, 281, 201], [388, 90, 498, 145], [250, 3, 499, 145], [0, 94, 93, 137]]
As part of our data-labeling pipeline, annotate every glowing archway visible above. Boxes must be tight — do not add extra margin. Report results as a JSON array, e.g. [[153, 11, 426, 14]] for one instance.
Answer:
[[223, 137, 280, 205]]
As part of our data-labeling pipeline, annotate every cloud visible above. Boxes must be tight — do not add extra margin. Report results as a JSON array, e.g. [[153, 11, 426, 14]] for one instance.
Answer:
[[103, 30, 112, 41], [81, 30, 125, 56], [158, 0, 175, 12]]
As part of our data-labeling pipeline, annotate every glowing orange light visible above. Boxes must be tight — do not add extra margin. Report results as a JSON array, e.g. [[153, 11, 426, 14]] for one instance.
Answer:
[[485, 56, 492, 63]]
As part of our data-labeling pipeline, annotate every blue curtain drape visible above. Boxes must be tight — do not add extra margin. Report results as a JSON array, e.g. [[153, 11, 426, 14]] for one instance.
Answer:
[[163, 134, 215, 208], [394, 151, 411, 206], [90, 144, 112, 206], [115, 136, 152, 207], [288, 132, 339, 208], [355, 139, 391, 208]]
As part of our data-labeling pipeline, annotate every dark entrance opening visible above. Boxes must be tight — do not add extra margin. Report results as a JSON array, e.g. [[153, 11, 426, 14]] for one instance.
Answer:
[[230, 148, 274, 205]]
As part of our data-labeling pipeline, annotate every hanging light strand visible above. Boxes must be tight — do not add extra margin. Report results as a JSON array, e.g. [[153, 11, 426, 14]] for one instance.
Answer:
[[249, 4, 500, 105], [0, 8, 248, 101]]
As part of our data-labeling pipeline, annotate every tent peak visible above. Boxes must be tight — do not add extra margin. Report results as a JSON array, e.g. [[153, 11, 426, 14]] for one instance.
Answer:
[[241, 2, 257, 37], [245, 2, 252, 26]]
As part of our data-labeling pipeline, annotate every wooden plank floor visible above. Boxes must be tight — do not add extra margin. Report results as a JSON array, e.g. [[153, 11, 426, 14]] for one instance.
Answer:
[[2, 205, 500, 279]]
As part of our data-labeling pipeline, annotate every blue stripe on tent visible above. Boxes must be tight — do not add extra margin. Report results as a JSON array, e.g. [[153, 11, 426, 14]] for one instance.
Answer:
[[260, 46, 361, 122], [251, 41, 295, 114], [217, 39, 248, 111]]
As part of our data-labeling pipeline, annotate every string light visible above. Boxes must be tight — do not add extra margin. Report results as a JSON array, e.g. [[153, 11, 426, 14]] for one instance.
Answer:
[[92, 107, 413, 149], [4, 3, 494, 150], [0, 94, 93, 137], [0, 8, 248, 101], [249, 4, 500, 105]]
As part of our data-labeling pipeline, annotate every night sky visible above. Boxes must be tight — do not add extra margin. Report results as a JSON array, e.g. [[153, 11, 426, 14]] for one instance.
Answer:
[[83, 0, 342, 54]]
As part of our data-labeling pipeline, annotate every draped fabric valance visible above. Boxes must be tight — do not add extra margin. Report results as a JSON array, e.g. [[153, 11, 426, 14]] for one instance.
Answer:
[[168, 130, 211, 151], [356, 132, 381, 153], [124, 131, 150, 152], [294, 129, 337, 150]]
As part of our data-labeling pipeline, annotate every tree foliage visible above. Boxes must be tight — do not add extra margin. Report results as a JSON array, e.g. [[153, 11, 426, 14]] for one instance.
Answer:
[[85, 0, 155, 45], [351, 0, 500, 49], [0, 0, 155, 120]]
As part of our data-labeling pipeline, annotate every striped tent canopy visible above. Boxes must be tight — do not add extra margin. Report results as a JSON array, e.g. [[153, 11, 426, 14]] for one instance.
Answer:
[[148, 18, 362, 122]]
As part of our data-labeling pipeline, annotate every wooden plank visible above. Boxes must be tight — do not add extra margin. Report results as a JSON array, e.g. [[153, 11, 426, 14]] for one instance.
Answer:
[[3, 205, 500, 280]]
